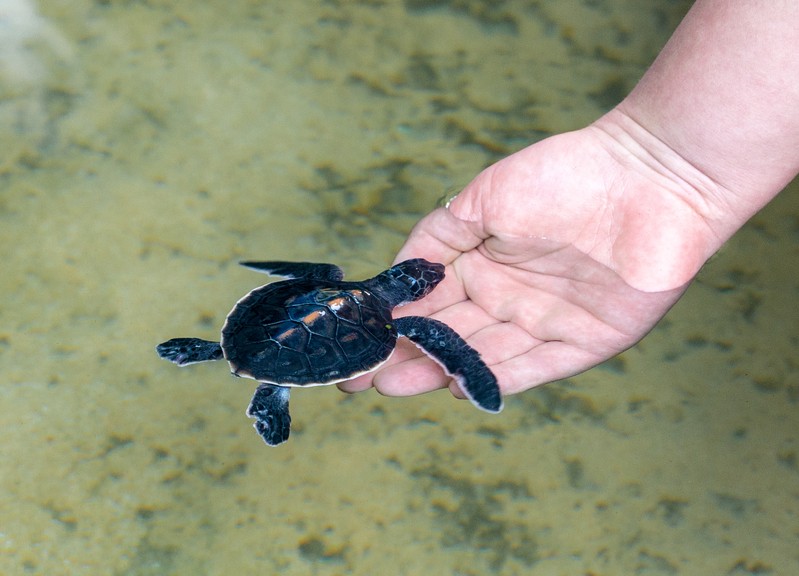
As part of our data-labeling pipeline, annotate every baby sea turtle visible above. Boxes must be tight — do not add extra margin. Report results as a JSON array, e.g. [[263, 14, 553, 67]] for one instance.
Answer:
[[156, 258, 502, 446]]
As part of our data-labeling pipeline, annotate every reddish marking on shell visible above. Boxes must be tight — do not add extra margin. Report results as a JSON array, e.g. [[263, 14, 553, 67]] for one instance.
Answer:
[[327, 296, 348, 311], [275, 326, 301, 342], [302, 309, 326, 325]]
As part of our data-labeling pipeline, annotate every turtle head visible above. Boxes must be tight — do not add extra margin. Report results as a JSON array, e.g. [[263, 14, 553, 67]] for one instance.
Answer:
[[373, 258, 445, 307]]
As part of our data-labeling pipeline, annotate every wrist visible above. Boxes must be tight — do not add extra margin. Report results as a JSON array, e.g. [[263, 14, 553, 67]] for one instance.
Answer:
[[606, 0, 799, 242], [592, 108, 734, 249], [587, 109, 732, 292]]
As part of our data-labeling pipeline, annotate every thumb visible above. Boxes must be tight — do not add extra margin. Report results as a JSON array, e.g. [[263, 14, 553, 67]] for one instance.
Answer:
[[395, 206, 487, 266]]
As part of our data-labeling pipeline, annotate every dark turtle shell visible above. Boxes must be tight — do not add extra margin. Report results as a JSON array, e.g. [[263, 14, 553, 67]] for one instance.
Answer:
[[156, 258, 501, 447], [221, 279, 397, 385]]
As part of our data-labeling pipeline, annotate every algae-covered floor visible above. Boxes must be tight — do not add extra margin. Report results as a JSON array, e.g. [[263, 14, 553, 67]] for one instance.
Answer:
[[1, 1, 798, 574]]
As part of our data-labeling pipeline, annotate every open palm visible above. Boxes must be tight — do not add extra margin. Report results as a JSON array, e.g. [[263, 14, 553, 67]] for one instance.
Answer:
[[340, 122, 716, 400]]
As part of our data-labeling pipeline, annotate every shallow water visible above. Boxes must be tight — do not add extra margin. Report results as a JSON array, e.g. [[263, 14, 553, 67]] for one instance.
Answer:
[[1, 1, 797, 574]]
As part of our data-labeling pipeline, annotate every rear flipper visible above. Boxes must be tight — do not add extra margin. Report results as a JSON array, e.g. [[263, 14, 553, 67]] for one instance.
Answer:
[[156, 338, 223, 366], [247, 384, 292, 446], [394, 316, 503, 413]]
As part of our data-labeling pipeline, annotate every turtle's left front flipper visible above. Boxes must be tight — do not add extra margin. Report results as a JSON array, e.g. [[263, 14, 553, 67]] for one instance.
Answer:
[[247, 384, 292, 446], [394, 316, 503, 413]]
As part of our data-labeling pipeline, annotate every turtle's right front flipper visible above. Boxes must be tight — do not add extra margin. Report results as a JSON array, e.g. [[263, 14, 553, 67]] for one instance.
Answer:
[[156, 338, 223, 366], [394, 316, 503, 414], [247, 384, 292, 446]]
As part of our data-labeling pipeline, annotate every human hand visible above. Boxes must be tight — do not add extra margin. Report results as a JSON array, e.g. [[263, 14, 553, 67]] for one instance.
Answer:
[[339, 0, 799, 402], [340, 115, 721, 400]]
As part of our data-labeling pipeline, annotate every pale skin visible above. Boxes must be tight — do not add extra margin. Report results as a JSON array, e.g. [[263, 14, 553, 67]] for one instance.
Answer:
[[340, 0, 799, 400]]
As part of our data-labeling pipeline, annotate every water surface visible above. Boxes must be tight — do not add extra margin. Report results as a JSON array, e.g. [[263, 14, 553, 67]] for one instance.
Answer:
[[1, 1, 797, 574]]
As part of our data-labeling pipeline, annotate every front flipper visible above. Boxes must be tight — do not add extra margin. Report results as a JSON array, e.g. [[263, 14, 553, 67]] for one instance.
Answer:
[[156, 338, 223, 366], [239, 261, 344, 281], [247, 384, 292, 446], [394, 316, 503, 413]]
